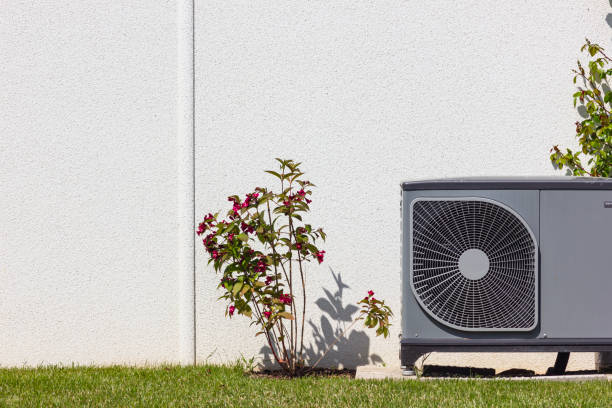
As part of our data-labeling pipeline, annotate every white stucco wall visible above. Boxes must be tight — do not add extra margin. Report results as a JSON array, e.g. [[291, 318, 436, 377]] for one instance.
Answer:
[[0, 1, 183, 366], [194, 1, 612, 373], [1, 1, 611, 373]]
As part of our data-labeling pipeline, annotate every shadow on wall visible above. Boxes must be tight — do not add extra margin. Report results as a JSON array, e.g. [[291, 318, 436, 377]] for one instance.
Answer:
[[259, 268, 383, 369], [607, 0, 612, 34]]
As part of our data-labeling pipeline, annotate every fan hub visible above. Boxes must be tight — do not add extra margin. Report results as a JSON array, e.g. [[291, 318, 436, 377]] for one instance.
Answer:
[[458, 248, 489, 280]]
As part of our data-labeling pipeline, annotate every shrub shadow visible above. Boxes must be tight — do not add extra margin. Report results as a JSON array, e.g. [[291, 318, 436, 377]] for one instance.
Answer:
[[607, 1, 612, 34], [259, 268, 383, 370]]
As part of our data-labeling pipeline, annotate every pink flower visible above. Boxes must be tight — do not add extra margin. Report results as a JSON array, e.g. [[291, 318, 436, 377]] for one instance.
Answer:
[[283, 200, 290, 207], [196, 221, 207, 236], [254, 259, 267, 273], [265, 276, 274, 285], [228, 234, 235, 242], [316, 250, 326, 264], [296, 243, 302, 250], [368, 290, 374, 297], [305, 198, 312, 204], [297, 189, 306, 197], [244, 192, 259, 206], [212, 250, 220, 260], [279, 294, 292, 305], [263, 311, 271, 319], [229, 305, 235, 316], [203, 233, 216, 253], [241, 222, 255, 234], [197, 213, 216, 235]]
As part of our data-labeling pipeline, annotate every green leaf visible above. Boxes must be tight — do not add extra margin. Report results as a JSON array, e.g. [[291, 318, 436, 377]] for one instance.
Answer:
[[278, 312, 295, 320], [265, 170, 282, 179], [289, 172, 304, 182], [236, 233, 248, 242], [319, 229, 327, 241], [232, 282, 243, 296]]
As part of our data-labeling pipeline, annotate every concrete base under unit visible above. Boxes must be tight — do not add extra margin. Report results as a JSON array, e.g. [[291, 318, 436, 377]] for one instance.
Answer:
[[354, 366, 612, 382]]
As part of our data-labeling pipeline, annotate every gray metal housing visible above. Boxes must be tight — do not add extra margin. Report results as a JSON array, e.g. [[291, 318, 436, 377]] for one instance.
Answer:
[[400, 177, 612, 367]]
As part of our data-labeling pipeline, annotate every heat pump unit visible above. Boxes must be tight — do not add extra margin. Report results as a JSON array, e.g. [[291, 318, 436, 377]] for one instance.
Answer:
[[400, 177, 612, 372]]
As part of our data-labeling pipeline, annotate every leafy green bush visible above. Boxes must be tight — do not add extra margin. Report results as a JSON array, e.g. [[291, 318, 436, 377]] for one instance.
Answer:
[[197, 159, 392, 376], [550, 39, 612, 177]]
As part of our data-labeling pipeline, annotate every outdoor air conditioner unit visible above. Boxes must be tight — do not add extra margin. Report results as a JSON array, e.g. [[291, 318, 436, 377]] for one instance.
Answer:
[[400, 177, 612, 373]]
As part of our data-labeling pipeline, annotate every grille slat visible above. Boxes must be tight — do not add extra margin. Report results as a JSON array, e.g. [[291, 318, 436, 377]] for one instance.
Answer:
[[410, 198, 537, 331]]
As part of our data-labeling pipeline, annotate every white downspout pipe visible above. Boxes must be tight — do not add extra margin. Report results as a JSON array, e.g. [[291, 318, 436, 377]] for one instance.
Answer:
[[177, 0, 196, 365]]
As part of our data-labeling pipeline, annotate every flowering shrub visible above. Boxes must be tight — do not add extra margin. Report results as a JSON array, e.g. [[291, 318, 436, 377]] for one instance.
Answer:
[[198, 158, 392, 376], [551, 39, 612, 177], [358, 290, 392, 337]]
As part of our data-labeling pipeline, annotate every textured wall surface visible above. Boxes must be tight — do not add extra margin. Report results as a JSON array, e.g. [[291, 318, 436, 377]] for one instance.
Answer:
[[2, 1, 611, 373], [194, 1, 612, 372], [0, 1, 181, 366]]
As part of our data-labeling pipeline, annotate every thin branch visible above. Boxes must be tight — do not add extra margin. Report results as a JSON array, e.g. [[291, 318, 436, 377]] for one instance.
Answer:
[[293, 223, 307, 363], [266, 200, 289, 284], [249, 297, 286, 372]]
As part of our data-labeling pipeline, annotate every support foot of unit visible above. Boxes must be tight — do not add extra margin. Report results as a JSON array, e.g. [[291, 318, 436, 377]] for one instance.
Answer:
[[595, 352, 612, 373], [546, 352, 570, 376], [400, 348, 425, 375]]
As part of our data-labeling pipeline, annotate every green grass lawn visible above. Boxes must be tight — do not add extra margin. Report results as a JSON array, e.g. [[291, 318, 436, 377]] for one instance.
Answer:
[[0, 365, 610, 408]]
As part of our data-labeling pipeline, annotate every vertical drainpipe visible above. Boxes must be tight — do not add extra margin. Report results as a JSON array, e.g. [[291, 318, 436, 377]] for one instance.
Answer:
[[177, 0, 196, 365]]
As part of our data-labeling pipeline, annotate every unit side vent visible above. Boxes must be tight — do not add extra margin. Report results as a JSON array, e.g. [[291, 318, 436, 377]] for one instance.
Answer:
[[410, 198, 538, 331]]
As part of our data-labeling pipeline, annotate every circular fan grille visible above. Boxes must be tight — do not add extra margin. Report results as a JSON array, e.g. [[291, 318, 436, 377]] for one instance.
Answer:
[[410, 198, 537, 331]]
